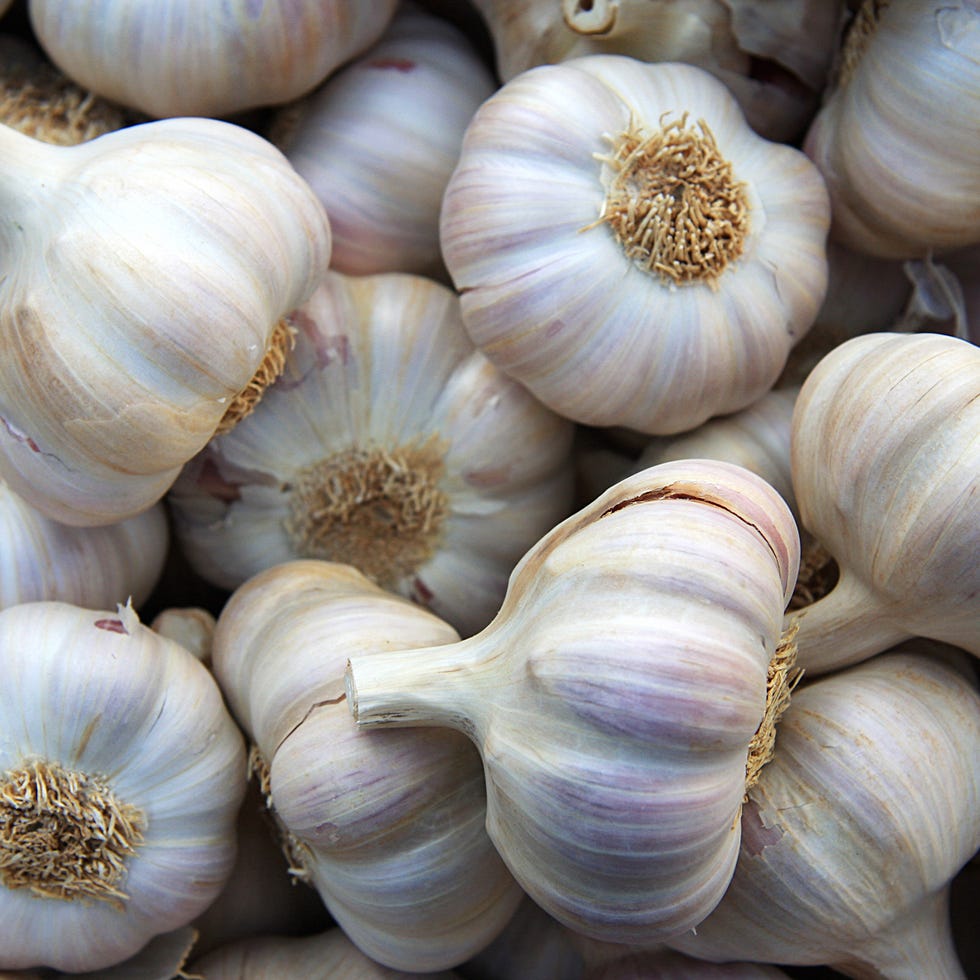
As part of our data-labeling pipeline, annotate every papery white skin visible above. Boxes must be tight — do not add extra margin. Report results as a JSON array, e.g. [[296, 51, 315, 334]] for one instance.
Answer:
[[440, 56, 830, 434], [788, 332, 980, 673], [189, 927, 461, 980], [149, 606, 215, 665], [469, 0, 845, 141], [804, 0, 980, 258], [169, 271, 575, 638], [28, 0, 399, 119], [0, 601, 247, 973], [346, 459, 800, 945], [0, 480, 168, 610], [211, 560, 524, 972], [277, 2, 496, 278], [0, 117, 332, 527], [668, 646, 980, 977]]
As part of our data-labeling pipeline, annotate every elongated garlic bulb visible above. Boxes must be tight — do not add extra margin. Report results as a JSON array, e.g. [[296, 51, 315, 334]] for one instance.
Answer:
[[189, 927, 461, 979], [804, 0, 980, 258], [469, 0, 845, 142], [0, 600, 247, 973], [275, 3, 496, 279], [346, 459, 801, 944], [28, 0, 399, 119], [440, 56, 830, 434], [212, 560, 524, 972], [169, 271, 574, 637], [0, 116, 332, 527], [668, 646, 980, 976], [0, 479, 168, 611], [789, 332, 980, 673]]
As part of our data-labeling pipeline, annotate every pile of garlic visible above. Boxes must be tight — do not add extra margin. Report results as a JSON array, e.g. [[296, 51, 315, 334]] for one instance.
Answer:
[[0, 0, 977, 977]]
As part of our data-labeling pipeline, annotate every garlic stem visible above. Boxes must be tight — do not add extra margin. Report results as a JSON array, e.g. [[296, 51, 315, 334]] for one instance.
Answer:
[[786, 567, 910, 675], [0, 123, 55, 237]]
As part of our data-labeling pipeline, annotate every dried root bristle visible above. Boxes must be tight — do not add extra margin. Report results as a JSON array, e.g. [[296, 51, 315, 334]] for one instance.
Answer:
[[788, 535, 839, 610], [0, 61, 127, 145], [0, 759, 145, 906], [587, 113, 749, 287], [744, 620, 802, 795], [216, 317, 297, 436], [284, 437, 449, 591], [833, 0, 892, 91]]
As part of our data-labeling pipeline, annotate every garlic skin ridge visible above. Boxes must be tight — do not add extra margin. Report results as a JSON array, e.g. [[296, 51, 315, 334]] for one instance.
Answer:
[[345, 458, 801, 945], [276, 2, 496, 279], [28, 0, 400, 119], [0, 600, 247, 973], [0, 479, 168, 611], [0, 116, 332, 527], [788, 331, 980, 674], [667, 645, 980, 977], [211, 560, 524, 972], [440, 56, 830, 435], [169, 270, 575, 638]]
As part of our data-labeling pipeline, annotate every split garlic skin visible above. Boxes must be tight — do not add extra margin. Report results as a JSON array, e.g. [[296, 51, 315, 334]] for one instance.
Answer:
[[668, 646, 980, 976], [0, 480, 168, 610], [440, 56, 830, 435], [169, 271, 575, 638], [789, 331, 980, 673], [0, 601, 247, 973], [346, 459, 801, 945], [0, 116, 332, 527], [27, 0, 399, 119], [212, 560, 523, 972]]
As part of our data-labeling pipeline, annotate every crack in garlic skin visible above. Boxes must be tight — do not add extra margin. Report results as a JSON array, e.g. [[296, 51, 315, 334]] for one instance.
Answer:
[[0, 759, 145, 907], [590, 112, 749, 287], [284, 438, 449, 591]]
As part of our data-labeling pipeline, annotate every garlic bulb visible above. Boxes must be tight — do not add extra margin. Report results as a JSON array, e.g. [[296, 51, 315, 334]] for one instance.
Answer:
[[212, 560, 524, 972], [189, 927, 462, 979], [346, 459, 801, 944], [275, 2, 496, 279], [469, 0, 845, 142], [0, 600, 247, 973], [0, 479, 168, 611], [789, 331, 980, 673], [169, 270, 575, 638], [804, 0, 980, 258], [0, 116, 332, 527], [668, 645, 980, 977], [0, 34, 130, 144], [440, 56, 830, 434], [28, 0, 399, 119]]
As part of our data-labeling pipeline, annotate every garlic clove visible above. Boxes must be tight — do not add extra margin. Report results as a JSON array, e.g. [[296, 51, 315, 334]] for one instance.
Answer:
[[346, 459, 801, 944], [440, 56, 830, 434], [0, 116, 332, 526], [28, 0, 400, 120], [211, 560, 524, 972], [788, 331, 980, 673], [667, 644, 980, 977], [0, 600, 247, 973], [149, 606, 215, 665], [169, 270, 575, 637]]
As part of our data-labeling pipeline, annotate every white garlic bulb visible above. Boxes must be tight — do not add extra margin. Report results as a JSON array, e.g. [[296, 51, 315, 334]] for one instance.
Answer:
[[212, 560, 524, 972], [27, 0, 399, 119], [346, 459, 801, 944], [169, 270, 575, 638], [0, 116, 332, 527], [0, 600, 247, 973], [0, 479, 168, 611], [440, 56, 830, 434], [668, 645, 980, 977], [789, 331, 980, 673], [469, 0, 845, 142], [275, 2, 496, 279], [804, 0, 980, 258]]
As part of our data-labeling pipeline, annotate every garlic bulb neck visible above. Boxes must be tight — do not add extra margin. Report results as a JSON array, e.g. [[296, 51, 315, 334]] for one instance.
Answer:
[[0, 758, 145, 906], [594, 114, 749, 286]]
